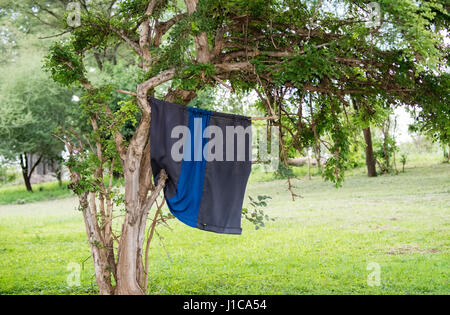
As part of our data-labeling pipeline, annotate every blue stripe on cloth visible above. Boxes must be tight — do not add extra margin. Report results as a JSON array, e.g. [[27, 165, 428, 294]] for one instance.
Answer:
[[166, 107, 211, 228]]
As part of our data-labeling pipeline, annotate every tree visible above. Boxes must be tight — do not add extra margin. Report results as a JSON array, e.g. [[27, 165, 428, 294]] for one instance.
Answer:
[[352, 97, 379, 177], [375, 114, 399, 174], [0, 54, 76, 191], [362, 127, 377, 177], [38, 0, 448, 294], [408, 74, 450, 162]]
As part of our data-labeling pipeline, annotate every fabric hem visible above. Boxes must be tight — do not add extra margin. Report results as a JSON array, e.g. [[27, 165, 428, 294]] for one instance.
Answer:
[[169, 208, 242, 235], [196, 222, 242, 235], [149, 97, 251, 122], [167, 208, 198, 229]]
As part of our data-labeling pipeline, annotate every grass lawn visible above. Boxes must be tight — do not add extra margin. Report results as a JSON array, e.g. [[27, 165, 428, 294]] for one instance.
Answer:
[[0, 162, 448, 295], [0, 181, 73, 205]]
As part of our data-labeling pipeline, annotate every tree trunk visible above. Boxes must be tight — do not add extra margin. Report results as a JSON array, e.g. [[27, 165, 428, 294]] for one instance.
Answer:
[[392, 149, 399, 175], [80, 192, 115, 295], [20, 154, 35, 192], [115, 218, 145, 295], [381, 118, 391, 173], [22, 171, 33, 192], [307, 149, 312, 180], [447, 144, 450, 163], [114, 79, 171, 294], [363, 127, 377, 177], [114, 163, 146, 295], [114, 164, 168, 295], [56, 168, 63, 187]]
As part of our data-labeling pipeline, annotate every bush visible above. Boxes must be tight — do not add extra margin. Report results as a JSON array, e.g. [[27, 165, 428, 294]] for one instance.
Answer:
[[273, 164, 294, 179], [0, 165, 17, 186]]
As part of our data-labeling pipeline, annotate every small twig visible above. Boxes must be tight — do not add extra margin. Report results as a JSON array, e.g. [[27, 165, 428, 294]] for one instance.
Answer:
[[251, 115, 279, 121], [212, 76, 233, 92], [308, 0, 323, 40], [107, 158, 115, 194], [279, 122, 300, 201], [38, 30, 71, 39], [142, 171, 168, 291], [253, 71, 276, 118], [143, 197, 165, 292], [157, 211, 174, 231], [117, 89, 137, 96], [155, 231, 173, 263], [269, 19, 278, 49], [251, 160, 272, 165]]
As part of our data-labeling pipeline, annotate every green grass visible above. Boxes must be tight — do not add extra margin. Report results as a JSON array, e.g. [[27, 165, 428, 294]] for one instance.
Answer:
[[0, 162, 449, 295], [0, 181, 73, 205]]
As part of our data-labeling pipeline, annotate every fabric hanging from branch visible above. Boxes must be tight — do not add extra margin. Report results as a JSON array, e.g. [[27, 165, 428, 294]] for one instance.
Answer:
[[149, 97, 252, 235]]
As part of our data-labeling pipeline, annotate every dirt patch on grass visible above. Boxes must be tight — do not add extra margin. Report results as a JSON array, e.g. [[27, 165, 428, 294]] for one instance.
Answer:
[[387, 244, 440, 255], [376, 224, 401, 231]]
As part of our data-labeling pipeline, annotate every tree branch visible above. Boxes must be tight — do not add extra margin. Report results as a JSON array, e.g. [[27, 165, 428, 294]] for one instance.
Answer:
[[117, 89, 137, 96], [29, 155, 43, 178], [185, 0, 210, 63], [109, 27, 141, 56]]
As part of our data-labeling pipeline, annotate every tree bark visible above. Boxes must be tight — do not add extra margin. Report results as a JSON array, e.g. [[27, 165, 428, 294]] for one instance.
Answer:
[[20, 154, 32, 192], [19, 154, 42, 192], [381, 118, 391, 173], [80, 191, 115, 295], [56, 166, 63, 187], [363, 127, 377, 177], [115, 167, 168, 295], [115, 216, 145, 295], [447, 144, 450, 163], [185, 0, 210, 63], [307, 149, 312, 180], [22, 171, 33, 192], [114, 160, 147, 295]]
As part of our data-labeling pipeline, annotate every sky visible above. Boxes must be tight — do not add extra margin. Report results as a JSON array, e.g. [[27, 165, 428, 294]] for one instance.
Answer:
[[393, 107, 414, 143]]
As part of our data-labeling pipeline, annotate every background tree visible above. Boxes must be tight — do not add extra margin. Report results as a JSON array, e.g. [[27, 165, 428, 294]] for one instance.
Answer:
[[351, 97, 379, 177], [374, 114, 399, 174], [408, 74, 450, 163], [0, 54, 76, 191]]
